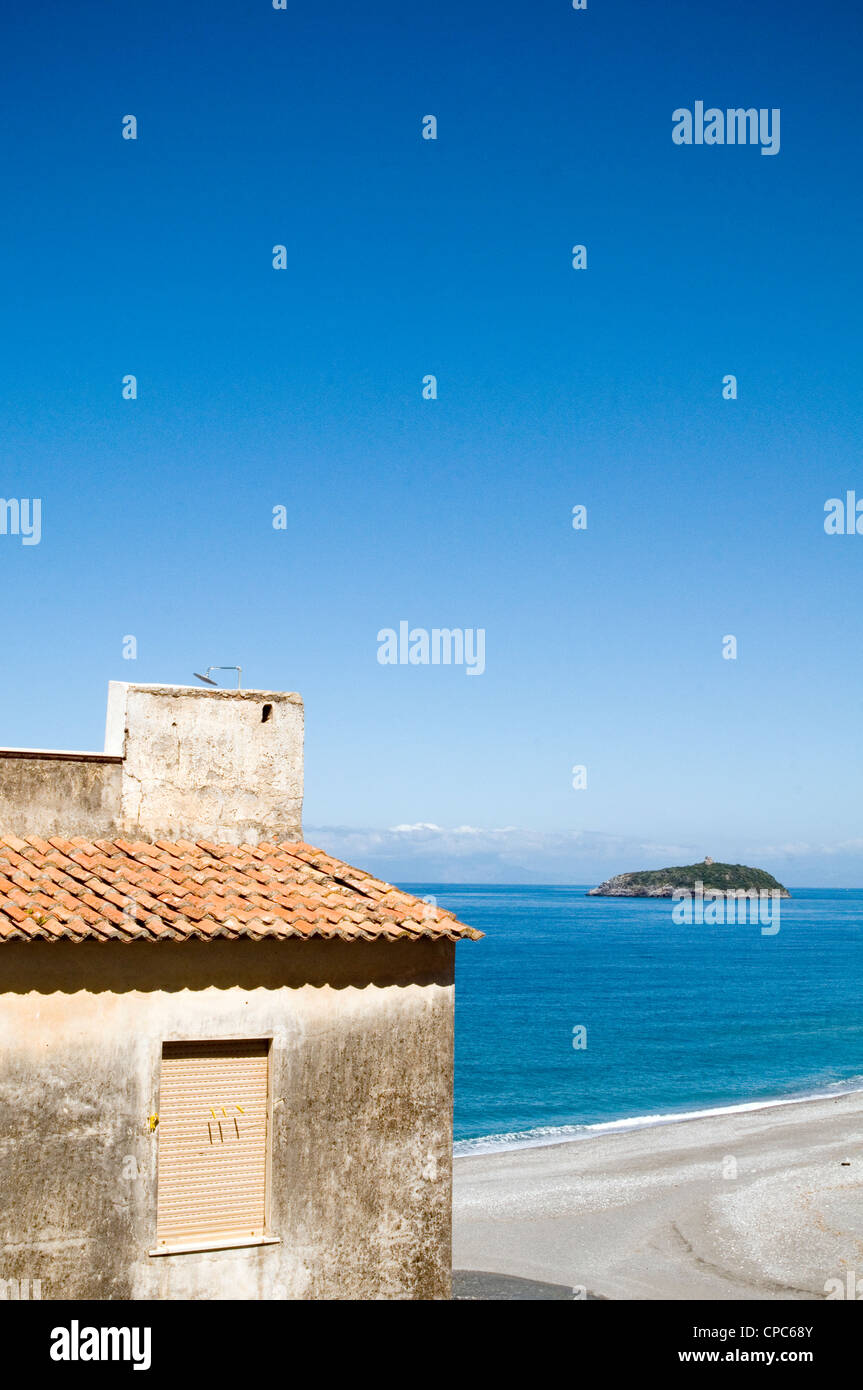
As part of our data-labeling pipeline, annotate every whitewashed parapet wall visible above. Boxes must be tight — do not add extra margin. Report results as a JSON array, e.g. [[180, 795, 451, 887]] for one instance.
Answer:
[[0, 683, 304, 844]]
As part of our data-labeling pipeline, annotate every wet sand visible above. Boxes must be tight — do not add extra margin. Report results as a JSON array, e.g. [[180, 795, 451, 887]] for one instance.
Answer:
[[453, 1091, 863, 1299]]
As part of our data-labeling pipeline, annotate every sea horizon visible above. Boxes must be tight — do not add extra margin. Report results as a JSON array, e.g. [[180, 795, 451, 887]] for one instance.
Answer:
[[400, 881, 863, 892]]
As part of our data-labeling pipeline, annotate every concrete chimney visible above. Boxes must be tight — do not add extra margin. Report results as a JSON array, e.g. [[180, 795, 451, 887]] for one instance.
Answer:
[[104, 683, 304, 844]]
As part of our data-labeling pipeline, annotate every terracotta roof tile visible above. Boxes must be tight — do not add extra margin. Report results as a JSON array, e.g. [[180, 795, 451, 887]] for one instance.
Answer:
[[0, 837, 482, 944]]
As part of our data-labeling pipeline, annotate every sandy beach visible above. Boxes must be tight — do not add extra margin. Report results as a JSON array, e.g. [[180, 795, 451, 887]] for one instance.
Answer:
[[453, 1091, 863, 1300]]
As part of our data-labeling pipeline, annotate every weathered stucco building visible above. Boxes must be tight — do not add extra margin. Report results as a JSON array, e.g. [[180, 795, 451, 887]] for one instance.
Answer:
[[0, 683, 480, 1300]]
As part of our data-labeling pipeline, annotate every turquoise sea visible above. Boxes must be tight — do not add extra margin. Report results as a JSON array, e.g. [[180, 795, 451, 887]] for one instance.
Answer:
[[404, 885, 863, 1153]]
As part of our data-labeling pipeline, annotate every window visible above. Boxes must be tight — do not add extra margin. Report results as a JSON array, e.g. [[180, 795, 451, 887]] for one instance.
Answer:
[[153, 1039, 275, 1255]]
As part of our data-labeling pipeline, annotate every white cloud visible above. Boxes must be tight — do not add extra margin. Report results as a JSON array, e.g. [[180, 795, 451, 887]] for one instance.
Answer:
[[388, 822, 443, 833], [306, 824, 703, 884], [304, 824, 863, 887]]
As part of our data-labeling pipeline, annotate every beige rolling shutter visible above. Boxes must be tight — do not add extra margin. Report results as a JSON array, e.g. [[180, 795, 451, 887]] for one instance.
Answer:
[[156, 1039, 270, 1249]]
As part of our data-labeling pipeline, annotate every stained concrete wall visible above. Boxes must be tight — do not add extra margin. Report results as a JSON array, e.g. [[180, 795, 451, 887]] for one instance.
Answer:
[[0, 753, 122, 839], [0, 683, 304, 845], [107, 683, 304, 844], [0, 939, 454, 1301]]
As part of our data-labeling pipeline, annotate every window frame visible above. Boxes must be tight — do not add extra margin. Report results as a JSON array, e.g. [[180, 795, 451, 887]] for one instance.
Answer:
[[148, 1035, 279, 1258]]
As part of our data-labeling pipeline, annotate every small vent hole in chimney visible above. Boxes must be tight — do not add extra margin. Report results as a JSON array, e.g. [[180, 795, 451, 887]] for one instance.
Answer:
[[261, 703, 273, 723]]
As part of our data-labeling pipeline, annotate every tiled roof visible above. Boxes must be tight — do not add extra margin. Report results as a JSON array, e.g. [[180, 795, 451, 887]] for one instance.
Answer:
[[0, 836, 482, 944]]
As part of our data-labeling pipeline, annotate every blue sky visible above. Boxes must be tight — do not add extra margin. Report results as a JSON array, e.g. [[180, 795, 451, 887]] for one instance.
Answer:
[[1, 0, 861, 883]]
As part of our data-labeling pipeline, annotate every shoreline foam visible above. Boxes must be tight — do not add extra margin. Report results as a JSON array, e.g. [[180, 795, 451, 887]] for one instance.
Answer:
[[454, 1078, 863, 1156]]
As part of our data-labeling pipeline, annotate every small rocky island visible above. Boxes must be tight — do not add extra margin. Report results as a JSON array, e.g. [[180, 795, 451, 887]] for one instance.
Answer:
[[587, 857, 790, 898]]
